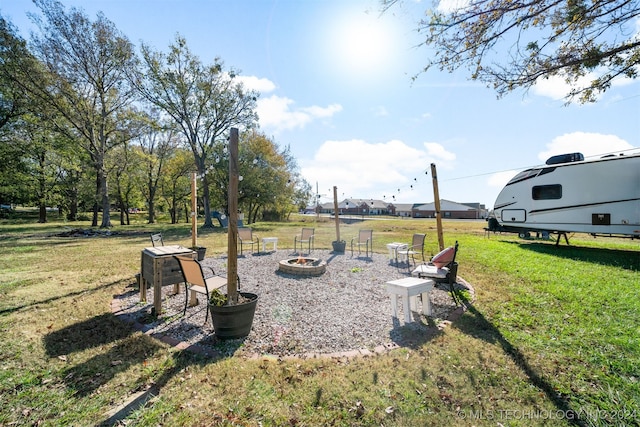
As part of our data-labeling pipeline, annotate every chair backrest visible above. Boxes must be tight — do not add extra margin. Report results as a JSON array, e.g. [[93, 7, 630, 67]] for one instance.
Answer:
[[431, 241, 459, 268], [238, 227, 252, 241], [150, 233, 164, 247], [451, 241, 459, 264], [301, 228, 314, 240], [358, 229, 373, 243], [412, 233, 426, 248], [174, 255, 205, 287]]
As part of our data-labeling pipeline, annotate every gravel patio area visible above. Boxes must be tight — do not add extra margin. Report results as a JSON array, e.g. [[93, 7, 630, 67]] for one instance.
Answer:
[[112, 249, 472, 359]]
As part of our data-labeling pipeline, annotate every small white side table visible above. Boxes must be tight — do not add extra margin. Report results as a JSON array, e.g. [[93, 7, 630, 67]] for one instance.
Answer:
[[386, 277, 434, 323], [262, 237, 278, 252], [386, 242, 408, 261]]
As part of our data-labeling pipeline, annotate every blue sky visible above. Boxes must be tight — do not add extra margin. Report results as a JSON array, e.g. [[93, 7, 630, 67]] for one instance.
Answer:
[[3, 0, 639, 208]]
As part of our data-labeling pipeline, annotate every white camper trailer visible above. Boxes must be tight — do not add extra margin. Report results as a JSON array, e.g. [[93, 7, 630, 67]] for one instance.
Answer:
[[492, 152, 640, 243]]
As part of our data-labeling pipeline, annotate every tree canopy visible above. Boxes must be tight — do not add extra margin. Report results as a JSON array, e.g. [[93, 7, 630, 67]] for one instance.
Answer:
[[133, 36, 259, 227], [1, 4, 306, 224], [384, 0, 640, 103], [26, 0, 138, 227]]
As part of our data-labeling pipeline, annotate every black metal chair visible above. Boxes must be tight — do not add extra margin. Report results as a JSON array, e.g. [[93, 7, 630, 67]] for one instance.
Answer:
[[412, 241, 460, 304], [150, 233, 164, 247], [174, 255, 227, 325]]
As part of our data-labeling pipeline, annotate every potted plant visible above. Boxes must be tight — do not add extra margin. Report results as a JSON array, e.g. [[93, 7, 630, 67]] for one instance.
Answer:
[[331, 186, 346, 252], [208, 288, 258, 339], [207, 127, 258, 339], [190, 246, 207, 260]]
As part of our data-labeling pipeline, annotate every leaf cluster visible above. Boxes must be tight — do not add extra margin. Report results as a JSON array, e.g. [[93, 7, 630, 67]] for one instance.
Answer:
[[385, 0, 640, 103]]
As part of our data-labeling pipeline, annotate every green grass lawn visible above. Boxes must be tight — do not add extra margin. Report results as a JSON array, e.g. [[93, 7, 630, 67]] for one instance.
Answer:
[[0, 211, 638, 426]]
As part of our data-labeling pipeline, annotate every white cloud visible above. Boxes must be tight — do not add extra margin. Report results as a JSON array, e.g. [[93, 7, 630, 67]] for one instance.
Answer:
[[532, 73, 597, 100], [424, 142, 456, 163], [236, 75, 276, 93], [532, 68, 636, 101], [256, 95, 342, 133], [301, 138, 456, 202], [301, 104, 343, 118], [487, 170, 518, 188], [372, 106, 388, 117], [538, 132, 633, 161]]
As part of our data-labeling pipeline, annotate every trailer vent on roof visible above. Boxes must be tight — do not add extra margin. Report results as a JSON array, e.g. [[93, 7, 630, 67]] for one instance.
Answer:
[[545, 152, 584, 165]]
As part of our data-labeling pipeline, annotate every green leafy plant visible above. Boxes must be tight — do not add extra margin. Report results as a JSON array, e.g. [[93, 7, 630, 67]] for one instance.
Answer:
[[208, 289, 228, 306]]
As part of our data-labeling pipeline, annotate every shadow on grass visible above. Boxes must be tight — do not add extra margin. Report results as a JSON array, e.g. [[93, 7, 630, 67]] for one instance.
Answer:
[[41, 290, 238, 424], [389, 316, 443, 350], [510, 241, 640, 271], [0, 279, 124, 316], [454, 295, 585, 427]]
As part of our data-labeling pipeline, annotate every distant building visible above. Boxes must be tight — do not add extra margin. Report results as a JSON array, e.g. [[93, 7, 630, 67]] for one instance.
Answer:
[[413, 200, 487, 219], [317, 198, 487, 219]]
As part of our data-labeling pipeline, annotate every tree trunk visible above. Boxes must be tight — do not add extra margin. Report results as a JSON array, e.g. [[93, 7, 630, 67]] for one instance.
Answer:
[[148, 182, 156, 224], [66, 180, 78, 221], [201, 176, 213, 228], [99, 169, 111, 228], [92, 172, 99, 227]]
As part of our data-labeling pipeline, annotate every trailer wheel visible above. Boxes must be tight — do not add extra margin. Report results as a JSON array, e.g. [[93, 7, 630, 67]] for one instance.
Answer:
[[519, 231, 531, 239]]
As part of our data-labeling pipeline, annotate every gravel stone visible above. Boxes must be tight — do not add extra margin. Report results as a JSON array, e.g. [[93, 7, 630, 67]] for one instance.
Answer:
[[115, 250, 471, 358]]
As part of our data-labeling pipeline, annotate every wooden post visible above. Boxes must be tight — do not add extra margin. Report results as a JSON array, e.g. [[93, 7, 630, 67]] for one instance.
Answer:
[[227, 128, 239, 303], [431, 163, 445, 251], [333, 186, 340, 242], [316, 181, 320, 220], [191, 172, 197, 248]]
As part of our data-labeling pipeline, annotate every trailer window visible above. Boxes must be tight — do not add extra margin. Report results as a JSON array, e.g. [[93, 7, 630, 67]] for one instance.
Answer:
[[532, 184, 562, 200]]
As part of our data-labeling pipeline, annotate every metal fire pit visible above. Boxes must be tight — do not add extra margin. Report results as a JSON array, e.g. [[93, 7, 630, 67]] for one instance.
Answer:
[[278, 257, 327, 276]]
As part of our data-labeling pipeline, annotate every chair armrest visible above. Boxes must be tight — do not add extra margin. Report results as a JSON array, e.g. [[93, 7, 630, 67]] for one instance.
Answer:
[[203, 266, 217, 278]]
